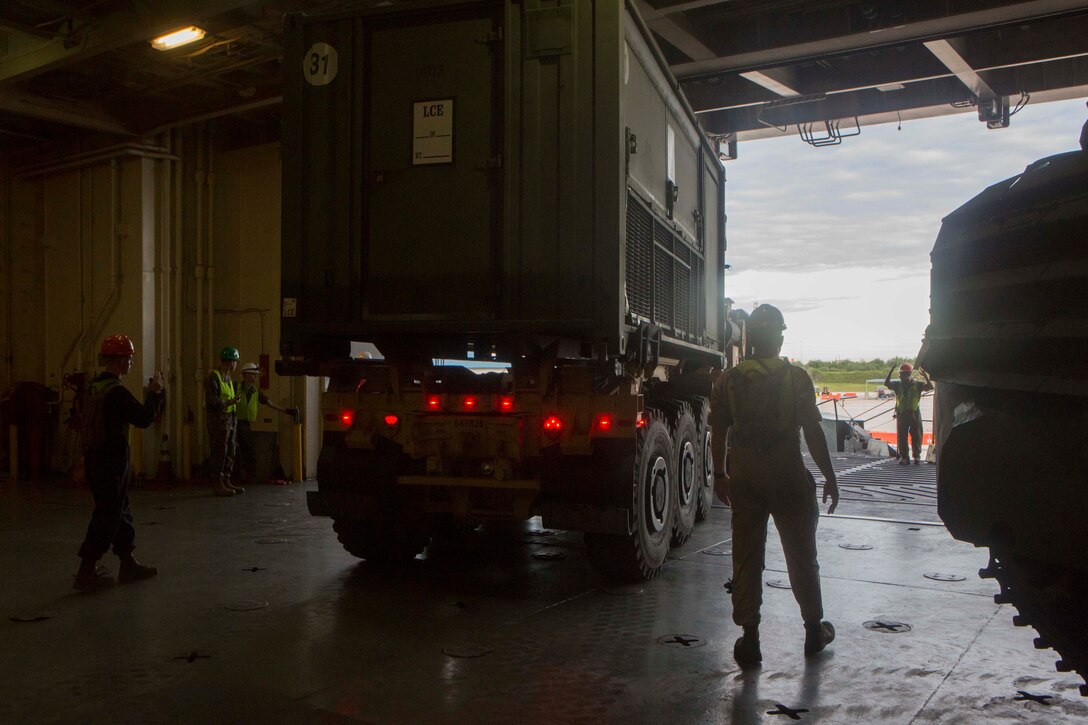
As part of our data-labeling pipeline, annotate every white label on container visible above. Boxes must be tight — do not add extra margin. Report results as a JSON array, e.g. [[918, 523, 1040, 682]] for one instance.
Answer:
[[667, 125, 676, 182], [412, 99, 454, 165], [282, 297, 297, 318], [303, 43, 338, 86]]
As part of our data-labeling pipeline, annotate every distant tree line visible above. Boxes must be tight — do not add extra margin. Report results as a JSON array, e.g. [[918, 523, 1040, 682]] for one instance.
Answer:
[[800, 357, 914, 385]]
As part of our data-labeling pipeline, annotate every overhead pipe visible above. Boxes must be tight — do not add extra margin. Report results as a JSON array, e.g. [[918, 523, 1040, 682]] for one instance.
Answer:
[[16, 144, 177, 179], [173, 129, 186, 478], [194, 126, 206, 456], [207, 129, 216, 391], [56, 170, 88, 379], [61, 159, 122, 384]]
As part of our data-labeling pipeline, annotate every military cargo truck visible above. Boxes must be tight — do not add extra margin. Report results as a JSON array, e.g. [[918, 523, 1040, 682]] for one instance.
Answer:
[[278, 0, 732, 580]]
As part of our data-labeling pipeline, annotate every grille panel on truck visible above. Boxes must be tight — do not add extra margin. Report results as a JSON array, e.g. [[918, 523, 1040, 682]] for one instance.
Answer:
[[625, 191, 705, 341]]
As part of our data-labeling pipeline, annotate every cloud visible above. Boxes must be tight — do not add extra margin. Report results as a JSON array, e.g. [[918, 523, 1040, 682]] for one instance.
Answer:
[[722, 97, 1087, 278], [717, 97, 1087, 358]]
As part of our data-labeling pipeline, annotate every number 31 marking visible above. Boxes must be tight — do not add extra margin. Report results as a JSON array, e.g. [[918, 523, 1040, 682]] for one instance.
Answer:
[[303, 42, 338, 86]]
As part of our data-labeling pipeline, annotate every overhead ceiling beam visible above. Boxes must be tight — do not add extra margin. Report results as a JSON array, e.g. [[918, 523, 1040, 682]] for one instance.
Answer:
[[0, 0, 256, 86], [738, 68, 802, 97], [636, 0, 716, 61], [924, 38, 996, 101], [0, 89, 132, 135], [671, 0, 1088, 79]]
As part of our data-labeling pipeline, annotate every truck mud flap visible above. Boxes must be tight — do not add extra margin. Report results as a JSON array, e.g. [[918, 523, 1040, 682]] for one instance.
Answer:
[[306, 490, 384, 522], [540, 502, 630, 535]]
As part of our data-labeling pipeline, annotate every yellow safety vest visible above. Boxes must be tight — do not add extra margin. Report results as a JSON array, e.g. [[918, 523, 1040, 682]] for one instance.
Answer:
[[895, 380, 923, 414], [213, 370, 236, 414], [238, 385, 259, 423]]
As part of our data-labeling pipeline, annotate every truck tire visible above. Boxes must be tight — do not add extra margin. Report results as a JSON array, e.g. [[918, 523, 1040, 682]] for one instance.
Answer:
[[692, 399, 713, 523], [332, 518, 428, 565], [585, 411, 675, 581], [669, 403, 698, 546]]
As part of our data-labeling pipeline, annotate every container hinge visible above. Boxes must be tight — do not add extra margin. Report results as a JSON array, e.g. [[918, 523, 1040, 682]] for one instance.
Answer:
[[476, 154, 503, 170]]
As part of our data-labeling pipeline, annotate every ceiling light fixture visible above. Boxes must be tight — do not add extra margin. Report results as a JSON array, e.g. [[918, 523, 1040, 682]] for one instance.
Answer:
[[151, 26, 206, 51]]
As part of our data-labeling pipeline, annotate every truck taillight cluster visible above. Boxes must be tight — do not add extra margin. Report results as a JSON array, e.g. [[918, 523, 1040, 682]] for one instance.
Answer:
[[422, 394, 517, 413]]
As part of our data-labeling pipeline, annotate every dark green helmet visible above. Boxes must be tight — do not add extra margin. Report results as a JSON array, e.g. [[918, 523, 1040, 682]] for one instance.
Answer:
[[748, 304, 787, 332], [220, 346, 240, 361]]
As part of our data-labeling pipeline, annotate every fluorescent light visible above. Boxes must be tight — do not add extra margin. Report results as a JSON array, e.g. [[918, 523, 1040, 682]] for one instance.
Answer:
[[151, 26, 206, 51]]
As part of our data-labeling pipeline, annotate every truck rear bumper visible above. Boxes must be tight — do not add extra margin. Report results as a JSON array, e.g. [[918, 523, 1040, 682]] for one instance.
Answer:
[[307, 490, 381, 520], [539, 502, 630, 535]]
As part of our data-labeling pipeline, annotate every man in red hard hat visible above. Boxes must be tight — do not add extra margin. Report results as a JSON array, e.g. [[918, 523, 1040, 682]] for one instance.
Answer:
[[884, 362, 933, 465], [710, 304, 840, 667], [75, 334, 164, 591]]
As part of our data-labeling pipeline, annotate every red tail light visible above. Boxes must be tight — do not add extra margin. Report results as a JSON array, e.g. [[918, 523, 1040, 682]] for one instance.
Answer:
[[593, 413, 614, 432], [426, 395, 442, 410], [383, 414, 399, 427], [498, 395, 515, 412], [340, 410, 355, 428], [635, 414, 647, 429], [543, 415, 563, 439], [462, 396, 478, 411]]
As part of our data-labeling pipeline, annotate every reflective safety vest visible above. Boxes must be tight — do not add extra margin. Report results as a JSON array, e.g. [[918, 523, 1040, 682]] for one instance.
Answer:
[[895, 380, 924, 414], [238, 385, 259, 423], [212, 370, 236, 414]]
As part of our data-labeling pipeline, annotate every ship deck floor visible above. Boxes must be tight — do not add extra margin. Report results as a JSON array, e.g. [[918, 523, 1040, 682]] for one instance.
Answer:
[[1, 453, 1085, 724]]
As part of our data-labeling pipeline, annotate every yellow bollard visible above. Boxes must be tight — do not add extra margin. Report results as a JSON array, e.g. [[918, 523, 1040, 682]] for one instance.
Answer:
[[292, 422, 304, 482], [8, 425, 17, 482], [181, 422, 192, 481]]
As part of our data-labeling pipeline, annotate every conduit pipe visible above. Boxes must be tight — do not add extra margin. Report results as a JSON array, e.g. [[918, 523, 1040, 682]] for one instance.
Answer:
[[156, 137, 173, 449], [207, 138, 215, 391], [173, 130, 185, 477], [16, 144, 177, 179], [194, 127, 206, 456], [60, 159, 122, 383]]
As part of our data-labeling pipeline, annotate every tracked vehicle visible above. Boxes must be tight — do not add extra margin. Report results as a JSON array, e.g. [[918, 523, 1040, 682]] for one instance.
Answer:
[[924, 128, 1088, 695], [277, 0, 733, 579]]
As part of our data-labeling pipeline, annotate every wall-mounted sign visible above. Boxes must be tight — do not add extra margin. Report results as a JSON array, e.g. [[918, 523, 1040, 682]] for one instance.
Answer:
[[412, 99, 454, 165]]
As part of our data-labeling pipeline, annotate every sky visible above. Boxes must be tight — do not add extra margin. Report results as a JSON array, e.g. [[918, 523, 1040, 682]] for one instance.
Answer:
[[722, 96, 1088, 362]]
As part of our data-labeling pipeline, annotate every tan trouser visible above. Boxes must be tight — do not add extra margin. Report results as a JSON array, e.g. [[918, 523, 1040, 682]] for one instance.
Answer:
[[730, 446, 824, 627]]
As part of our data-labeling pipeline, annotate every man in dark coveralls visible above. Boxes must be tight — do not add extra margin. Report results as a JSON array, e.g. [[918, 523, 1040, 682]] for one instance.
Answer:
[[74, 334, 164, 591]]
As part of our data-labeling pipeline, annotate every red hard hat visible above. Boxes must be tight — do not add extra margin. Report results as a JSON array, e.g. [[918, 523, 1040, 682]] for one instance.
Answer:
[[100, 334, 135, 357], [899, 363, 913, 373]]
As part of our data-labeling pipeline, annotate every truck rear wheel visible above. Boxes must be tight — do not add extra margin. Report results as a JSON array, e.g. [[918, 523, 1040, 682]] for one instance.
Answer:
[[692, 399, 713, 522], [332, 518, 428, 565], [585, 411, 675, 581], [669, 403, 698, 546]]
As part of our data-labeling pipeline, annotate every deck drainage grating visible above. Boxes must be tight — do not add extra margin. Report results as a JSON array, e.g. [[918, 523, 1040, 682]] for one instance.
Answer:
[[924, 572, 966, 582], [1014, 690, 1053, 705], [172, 651, 211, 663], [766, 703, 809, 719], [655, 634, 706, 648], [10, 611, 58, 623], [864, 620, 912, 633]]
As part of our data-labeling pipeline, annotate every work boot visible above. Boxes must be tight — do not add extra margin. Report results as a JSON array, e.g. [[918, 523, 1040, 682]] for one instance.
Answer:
[[804, 620, 836, 656], [118, 555, 158, 583], [733, 627, 762, 667], [898, 458, 910, 466], [224, 475, 245, 494], [913, 458, 920, 465], [73, 559, 114, 592], [212, 474, 236, 497]]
